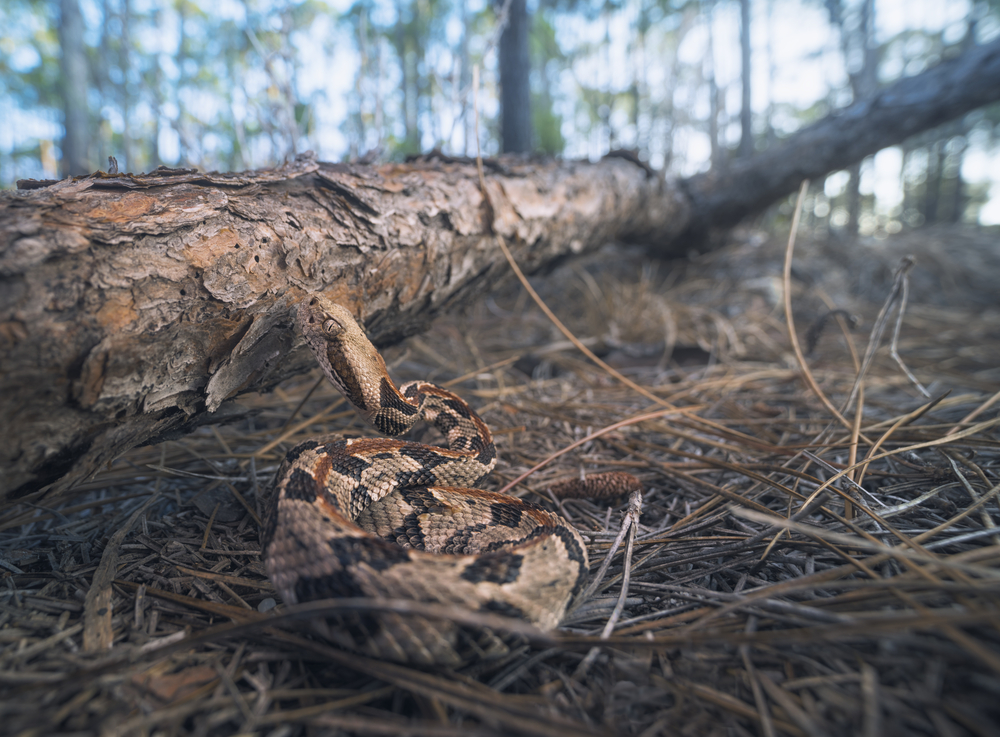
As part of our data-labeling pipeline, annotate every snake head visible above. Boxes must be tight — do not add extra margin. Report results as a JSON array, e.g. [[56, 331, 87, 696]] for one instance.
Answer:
[[297, 296, 392, 421], [300, 296, 351, 333]]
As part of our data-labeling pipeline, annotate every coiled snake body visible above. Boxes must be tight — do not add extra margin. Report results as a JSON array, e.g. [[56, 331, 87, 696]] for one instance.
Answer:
[[262, 297, 599, 666]]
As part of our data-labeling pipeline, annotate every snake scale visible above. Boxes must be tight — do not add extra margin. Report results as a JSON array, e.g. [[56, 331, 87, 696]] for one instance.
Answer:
[[262, 297, 639, 666]]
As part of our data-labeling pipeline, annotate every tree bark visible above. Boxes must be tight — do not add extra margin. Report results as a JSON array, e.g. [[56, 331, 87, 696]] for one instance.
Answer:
[[0, 155, 687, 499], [58, 0, 90, 177], [4, 37, 1000, 499], [394, 2, 421, 155], [738, 0, 753, 159], [498, 0, 533, 153]]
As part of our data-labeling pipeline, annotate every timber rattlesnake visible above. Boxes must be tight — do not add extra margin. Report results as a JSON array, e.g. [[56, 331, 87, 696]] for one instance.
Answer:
[[262, 297, 637, 666]]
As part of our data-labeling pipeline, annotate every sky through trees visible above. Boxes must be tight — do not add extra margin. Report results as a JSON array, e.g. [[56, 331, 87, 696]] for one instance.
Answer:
[[2, 0, 999, 232]]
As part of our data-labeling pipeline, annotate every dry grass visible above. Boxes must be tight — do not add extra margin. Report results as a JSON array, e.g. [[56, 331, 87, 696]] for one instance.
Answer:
[[1, 225, 998, 737]]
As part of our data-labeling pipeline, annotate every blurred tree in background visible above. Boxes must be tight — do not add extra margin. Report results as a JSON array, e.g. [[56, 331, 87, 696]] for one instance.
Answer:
[[2, 0, 999, 233]]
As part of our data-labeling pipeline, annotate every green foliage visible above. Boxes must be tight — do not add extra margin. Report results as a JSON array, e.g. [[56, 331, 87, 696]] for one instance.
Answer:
[[529, 9, 565, 154], [0, 2, 59, 106], [532, 91, 564, 154], [0, 0, 338, 182]]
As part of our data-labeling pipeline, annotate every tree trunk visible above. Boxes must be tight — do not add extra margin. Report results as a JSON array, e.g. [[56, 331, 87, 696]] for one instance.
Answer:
[[706, 3, 723, 171], [949, 135, 967, 223], [4, 36, 1000, 499], [738, 0, 753, 159], [58, 0, 90, 177], [396, 7, 421, 155], [121, 0, 133, 172], [923, 142, 942, 224], [459, 0, 473, 155], [826, 0, 878, 235], [846, 161, 862, 235], [498, 0, 532, 153]]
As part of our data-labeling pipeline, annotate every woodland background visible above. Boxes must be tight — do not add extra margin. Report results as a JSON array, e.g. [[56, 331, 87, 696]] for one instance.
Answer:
[[3, 0, 1000, 237], [3, 2, 1000, 735]]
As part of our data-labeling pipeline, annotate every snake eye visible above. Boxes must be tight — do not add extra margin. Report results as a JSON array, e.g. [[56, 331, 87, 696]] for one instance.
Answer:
[[323, 319, 339, 334]]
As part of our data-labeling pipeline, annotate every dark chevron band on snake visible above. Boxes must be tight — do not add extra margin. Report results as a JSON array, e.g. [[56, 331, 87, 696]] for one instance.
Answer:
[[262, 296, 638, 666]]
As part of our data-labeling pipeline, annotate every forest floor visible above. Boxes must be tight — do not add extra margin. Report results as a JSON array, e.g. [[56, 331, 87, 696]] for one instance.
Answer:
[[1, 223, 999, 737]]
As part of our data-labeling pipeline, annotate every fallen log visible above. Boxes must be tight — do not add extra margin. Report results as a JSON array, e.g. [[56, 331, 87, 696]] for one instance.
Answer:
[[0, 155, 688, 498], [3, 36, 1000, 498]]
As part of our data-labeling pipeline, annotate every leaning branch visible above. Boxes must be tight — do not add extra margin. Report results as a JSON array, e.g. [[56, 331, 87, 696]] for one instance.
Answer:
[[682, 35, 1000, 239]]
